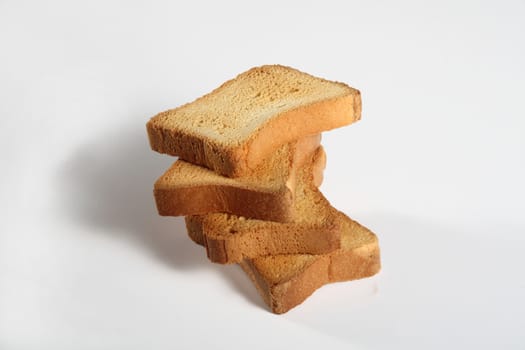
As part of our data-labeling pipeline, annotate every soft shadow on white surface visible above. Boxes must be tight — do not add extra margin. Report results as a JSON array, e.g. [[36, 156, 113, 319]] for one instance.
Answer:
[[284, 213, 525, 349], [57, 123, 265, 310]]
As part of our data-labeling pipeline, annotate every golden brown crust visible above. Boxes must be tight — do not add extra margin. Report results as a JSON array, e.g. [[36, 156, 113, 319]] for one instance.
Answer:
[[147, 122, 238, 176], [153, 135, 321, 222], [186, 215, 341, 264], [155, 185, 293, 222], [244, 218, 381, 314], [191, 215, 381, 314], [244, 94, 360, 173], [271, 256, 330, 314]]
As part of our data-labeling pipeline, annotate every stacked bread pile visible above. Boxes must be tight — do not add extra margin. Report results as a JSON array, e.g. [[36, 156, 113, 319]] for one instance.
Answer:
[[146, 65, 380, 314]]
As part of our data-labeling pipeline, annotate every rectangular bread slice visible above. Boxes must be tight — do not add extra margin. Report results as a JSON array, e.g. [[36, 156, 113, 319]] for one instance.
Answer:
[[185, 147, 346, 264], [154, 135, 320, 222], [187, 211, 380, 314], [147, 65, 361, 177]]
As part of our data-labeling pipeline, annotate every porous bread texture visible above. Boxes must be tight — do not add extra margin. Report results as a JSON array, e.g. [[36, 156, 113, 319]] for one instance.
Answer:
[[184, 147, 344, 264], [154, 135, 321, 222], [187, 212, 380, 314], [147, 64, 362, 177], [241, 215, 380, 314]]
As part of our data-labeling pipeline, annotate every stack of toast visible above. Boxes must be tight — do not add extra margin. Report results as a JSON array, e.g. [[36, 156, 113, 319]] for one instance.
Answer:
[[147, 65, 380, 314]]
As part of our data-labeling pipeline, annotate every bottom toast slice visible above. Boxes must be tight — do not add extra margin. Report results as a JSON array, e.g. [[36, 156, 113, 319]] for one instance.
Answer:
[[185, 147, 345, 264], [187, 211, 380, 314]]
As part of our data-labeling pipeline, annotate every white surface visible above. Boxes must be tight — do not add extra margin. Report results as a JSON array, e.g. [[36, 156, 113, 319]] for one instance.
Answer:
[[1, 0, 524, 349]]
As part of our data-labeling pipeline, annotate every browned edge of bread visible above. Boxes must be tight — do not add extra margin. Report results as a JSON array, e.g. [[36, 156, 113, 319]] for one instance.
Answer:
[[241, 93, 360, 177], [187, 213, 381, 314], [244, 215, 380, 314], [185, 214, 341, 264], [241, 239, 380, 313], [152, 135, 321, 222], [183, 147, 339, 264], [147, 65, 361, 177], [155, 185, 293, 222], [147, 124, 240, 177]]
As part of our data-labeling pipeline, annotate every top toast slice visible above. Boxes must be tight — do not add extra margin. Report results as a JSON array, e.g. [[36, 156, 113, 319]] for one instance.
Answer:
[[153, 134, 321, 222], [147, 65, 361, 177]]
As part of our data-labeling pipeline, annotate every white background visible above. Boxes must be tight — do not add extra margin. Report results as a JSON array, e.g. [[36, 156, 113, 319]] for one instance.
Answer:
[[1, 0, 524, 349]]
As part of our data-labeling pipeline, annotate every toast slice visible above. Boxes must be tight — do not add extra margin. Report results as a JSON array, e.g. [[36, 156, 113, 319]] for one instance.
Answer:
[[185, 147, 346, 264], [187, 212, 381, 314], [154, 134, 320, 222], [241, 215, 380, 314], [147, 65, 361, 177]]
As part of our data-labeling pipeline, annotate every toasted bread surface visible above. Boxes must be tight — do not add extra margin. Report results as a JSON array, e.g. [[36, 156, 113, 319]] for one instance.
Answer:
[[187, 212, 380, 314], [147, 65, 361, 177], [154, 135, 320, 222], [185, 147, 343, 264]]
